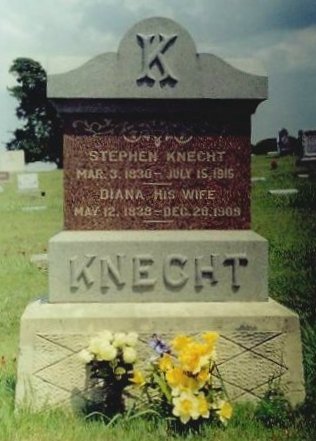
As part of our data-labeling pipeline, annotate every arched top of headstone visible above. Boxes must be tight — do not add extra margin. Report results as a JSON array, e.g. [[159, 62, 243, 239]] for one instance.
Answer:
[[48, 17, 267, 100]]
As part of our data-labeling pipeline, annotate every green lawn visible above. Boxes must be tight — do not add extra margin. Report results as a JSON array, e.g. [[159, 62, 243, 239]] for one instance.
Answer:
[[0, 157, 315, 440]]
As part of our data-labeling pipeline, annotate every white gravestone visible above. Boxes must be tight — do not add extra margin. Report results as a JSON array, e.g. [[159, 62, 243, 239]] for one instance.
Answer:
[[17, 173, 39, 192], [0, 150, 25, 172]]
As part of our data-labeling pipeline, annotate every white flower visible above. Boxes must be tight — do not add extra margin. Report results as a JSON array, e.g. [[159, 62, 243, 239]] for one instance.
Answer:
[[125, 332, 138, 347], [96, 343, 117, 361], [78, 349, 94, 364], [123, 347, 137, 364], [113, 332, 127, 348], [97, 330, 113, 343], [88, 336, 103, 355]]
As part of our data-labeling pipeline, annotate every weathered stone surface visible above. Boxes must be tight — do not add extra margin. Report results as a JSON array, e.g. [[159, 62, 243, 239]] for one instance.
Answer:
[[30, 254, 48, 270], [15, 298, 305, 410], [48, 17, 267, 101], [48, 230, 268, 303]]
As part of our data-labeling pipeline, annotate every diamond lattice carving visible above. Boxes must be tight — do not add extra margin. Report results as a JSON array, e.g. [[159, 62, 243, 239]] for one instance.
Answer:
[[33, 330, 288, 406], [35, 352, 87, 391], [33, 335, 73, 373]]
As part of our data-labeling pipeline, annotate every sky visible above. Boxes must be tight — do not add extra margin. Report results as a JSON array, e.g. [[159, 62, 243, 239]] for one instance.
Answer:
[[0, 0, 316, 149]]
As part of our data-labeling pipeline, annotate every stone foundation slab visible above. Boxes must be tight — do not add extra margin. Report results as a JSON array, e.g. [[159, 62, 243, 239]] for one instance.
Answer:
[[15, 298, 305, 410]]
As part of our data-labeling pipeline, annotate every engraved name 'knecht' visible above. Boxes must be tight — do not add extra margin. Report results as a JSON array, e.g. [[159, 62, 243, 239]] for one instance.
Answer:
[[166, 151, 226, 163], [69, 253, 249, 292]]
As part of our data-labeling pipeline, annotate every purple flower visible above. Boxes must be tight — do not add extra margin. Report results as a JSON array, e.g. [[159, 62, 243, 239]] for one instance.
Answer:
[[149, 334, 171, 355]]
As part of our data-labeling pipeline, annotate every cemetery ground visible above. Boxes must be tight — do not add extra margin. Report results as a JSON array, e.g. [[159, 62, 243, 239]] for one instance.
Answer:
[[0, 156, 315, 441]]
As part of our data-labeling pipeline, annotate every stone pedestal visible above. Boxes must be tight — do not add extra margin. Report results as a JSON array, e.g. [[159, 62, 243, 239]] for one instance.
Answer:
[[15, 299, 305, 410]]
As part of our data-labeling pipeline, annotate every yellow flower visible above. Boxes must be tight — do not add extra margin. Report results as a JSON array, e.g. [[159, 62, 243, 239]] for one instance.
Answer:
[[166, 367, 199, 396], [184, 376, 200, 394], [172, 391, 200, 424], [202, 331, 219, 347], [159, 354, 174, 372], [197, 393, 210, 419], [197, 368, 211, 387], [166, 367, 186, 390], [202, 331, 219, 360], [130, 369, 145, 387], [171, 335, 192, 352], [178, 342, 209, 374], [216, 400, 233, 424]]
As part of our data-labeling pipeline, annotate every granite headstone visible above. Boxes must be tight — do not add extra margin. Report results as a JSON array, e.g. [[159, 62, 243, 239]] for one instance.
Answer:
[[16, 17, 304, 411]]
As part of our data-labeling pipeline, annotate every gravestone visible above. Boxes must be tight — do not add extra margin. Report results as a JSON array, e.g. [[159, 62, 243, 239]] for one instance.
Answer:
[[16, 17, 304, 410], [17, 173, 39, 192], [297, 130, 316, 166], [0, 150, 25, 172], [21, 206, 47, 212], [268, 189, 298, 196], [251, 176, 266, 182], [0, 171, 10, 183]]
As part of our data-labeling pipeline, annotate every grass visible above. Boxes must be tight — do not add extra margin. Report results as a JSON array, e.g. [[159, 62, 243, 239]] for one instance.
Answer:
[[0, 157, 316, 440]]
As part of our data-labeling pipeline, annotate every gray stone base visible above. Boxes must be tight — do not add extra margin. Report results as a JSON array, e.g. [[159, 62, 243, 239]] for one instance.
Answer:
[[15, 298, 305, 411], [48, 230, 268, 302]]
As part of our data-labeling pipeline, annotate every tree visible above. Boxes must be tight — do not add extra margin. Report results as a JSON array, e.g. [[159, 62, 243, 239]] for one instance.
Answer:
[[6, 58, 63, 166]]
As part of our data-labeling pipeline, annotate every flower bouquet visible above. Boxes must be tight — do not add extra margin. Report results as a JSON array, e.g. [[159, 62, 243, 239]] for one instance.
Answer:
[[79, 330, 138, 417], [79, 330, 232, 427], [144, 332, 232, 427]]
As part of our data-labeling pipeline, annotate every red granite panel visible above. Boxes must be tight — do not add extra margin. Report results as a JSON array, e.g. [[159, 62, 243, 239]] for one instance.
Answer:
[[63, 119, 250, 230]]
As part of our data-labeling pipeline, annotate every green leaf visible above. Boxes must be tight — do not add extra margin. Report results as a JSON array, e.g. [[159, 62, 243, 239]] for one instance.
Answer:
[[152, 372, 172, 403]]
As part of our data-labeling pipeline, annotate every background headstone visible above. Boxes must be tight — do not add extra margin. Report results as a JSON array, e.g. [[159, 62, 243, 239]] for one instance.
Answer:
[[268, 189, 298, 195], [0, 150, 25, 172], [251, 177, 266, 182], [17, 173, 39, 192], [297, 130, 316, 167], [0, 171, 10, 183], [25, 161, 57, 172]]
